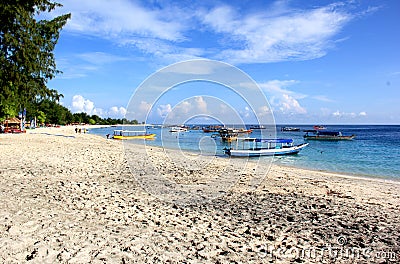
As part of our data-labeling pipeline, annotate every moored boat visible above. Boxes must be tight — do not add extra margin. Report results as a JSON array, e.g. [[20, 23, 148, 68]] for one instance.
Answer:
[[202, 125, 222, 133], [313, 125, 327, 130], [281, 127, 300, 132], [304, 131, 355, 140], [112, 130, 156, 140], [232, 128, 253, 134], [249, 125, 266, 130], [218, 128, 238, 142], [225, 138, 308, 157], [169, 126, 188, 132]]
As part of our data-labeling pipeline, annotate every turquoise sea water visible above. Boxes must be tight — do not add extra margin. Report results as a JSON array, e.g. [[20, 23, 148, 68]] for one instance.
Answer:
[[90, 125, 400, 180]]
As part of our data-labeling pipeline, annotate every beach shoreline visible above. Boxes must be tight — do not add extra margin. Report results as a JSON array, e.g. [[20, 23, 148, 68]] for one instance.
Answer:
[[87, 124, 400, 181], [1, 126, 399, 262]]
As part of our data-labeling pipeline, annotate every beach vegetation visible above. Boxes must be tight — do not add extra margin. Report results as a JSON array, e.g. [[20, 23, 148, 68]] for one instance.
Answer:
[[0, 1, 145, 126], [36, 110, 46, 124], [0, 0, 70, 119]]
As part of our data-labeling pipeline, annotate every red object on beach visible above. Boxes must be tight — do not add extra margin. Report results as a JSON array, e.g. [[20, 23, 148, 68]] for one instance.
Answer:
[[4, 128, 25, 133]]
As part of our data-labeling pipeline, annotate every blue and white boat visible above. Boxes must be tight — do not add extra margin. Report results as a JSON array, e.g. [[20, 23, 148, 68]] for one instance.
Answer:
[[225, 138, 308, 157], [304, 130, 355, 140]]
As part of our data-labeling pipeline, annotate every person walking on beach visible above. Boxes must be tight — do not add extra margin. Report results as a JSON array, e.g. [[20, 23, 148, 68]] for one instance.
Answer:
[[75, 127, 78, 133]]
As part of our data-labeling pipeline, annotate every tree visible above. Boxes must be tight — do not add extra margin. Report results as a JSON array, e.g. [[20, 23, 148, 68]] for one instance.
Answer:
[[33, 98, 71, 125], [0, 0, 70, 119], [36, 110, 46, 125]]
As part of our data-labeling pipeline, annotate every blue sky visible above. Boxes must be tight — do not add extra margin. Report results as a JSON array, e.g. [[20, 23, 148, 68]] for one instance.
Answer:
[[47, 0, 400, 124]]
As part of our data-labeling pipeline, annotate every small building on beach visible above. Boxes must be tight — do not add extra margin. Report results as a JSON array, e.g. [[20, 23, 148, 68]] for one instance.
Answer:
[[1, 117, 23, 133]]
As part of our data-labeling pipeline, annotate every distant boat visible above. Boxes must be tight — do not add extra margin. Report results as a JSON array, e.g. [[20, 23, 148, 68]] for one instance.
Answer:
[[231, 128, 253, 134], [169, 126, 188, 132], [249, 125, 266, 130], [313, 125, 327, 130], [281, 127, 300, 132], [203, 125, 222, 133], [304, 131, 355, 140], [225, 138, 308, 157], [218, 128, 238, 142], [112, 130, 156, 140]]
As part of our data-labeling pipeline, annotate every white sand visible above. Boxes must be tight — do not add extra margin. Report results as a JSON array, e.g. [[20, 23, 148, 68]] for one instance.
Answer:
[[0, 126, 399, 263]]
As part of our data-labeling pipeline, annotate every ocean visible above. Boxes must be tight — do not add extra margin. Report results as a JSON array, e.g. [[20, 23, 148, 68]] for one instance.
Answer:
[[89, 125, 400, 180]]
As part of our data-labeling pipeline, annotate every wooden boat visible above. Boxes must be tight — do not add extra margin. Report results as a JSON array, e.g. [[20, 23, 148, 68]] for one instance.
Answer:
[[304, 131, 355, 140], [112, 130, 156, 140], [249, 125, 266, 130], [233, 128, 253, 134], [225, 138, 308, 157], [313, 125, 326, 130], [218, 128, 238, 142], [281, 127, 300, 132], [203, 125, 222, 133], [169, 126, 188, 132]]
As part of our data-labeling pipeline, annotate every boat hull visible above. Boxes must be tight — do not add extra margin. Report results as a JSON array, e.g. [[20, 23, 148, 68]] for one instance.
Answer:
[[226, 143, 308, 157], [221, 136, 237, 142], [304, 135, 355, 141], [113, 134, 156, 140]]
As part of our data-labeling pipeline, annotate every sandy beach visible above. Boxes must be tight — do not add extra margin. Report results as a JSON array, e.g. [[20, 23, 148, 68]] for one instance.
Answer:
[[1, 126, 399, 263]]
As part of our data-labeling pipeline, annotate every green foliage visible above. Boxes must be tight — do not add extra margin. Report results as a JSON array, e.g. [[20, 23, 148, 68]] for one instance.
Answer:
[[36, 110, 46, 124], [0, 1, 142, 126], [31, 98, 70, 125], [0, 0, 71, 118], [24, 98, 139, 125]]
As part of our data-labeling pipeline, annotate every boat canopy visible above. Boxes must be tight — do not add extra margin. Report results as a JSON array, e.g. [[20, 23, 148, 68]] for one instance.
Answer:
[[317, 131, 340, 136], [113, 130, 146, 133], [240, 138, 293, 143]]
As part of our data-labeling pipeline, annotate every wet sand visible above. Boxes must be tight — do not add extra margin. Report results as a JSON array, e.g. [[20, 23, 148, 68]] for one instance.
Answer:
[[0, 126, 399, 263]]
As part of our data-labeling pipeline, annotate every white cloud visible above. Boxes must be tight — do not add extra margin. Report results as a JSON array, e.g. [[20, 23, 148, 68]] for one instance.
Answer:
[[257, 105, 272, 117], [259, 80, 305, 99], [51, 1, 356, 65], [109, 106, 127, 118], [174, 101, 192, 115], [161, 59, 220, 75], [71, 95, 95, 114], [139, 101, 152, 113], [157, 104, 172, 118], [359, 111, 367, 116], [71, 94, 126, 118], [76, 52, 128, 65], [200, 3, 352, 63], [332, 110, 356, 118], [125, 38, 205, 63], [259, 80, 307, 115], [163, 96, 209, 121], [92, 108, 105, 117], [59, 0, 185, 41], [279, 94, 307, 114], [312, 95, 334, 102], [194, 96, 208, 113]]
